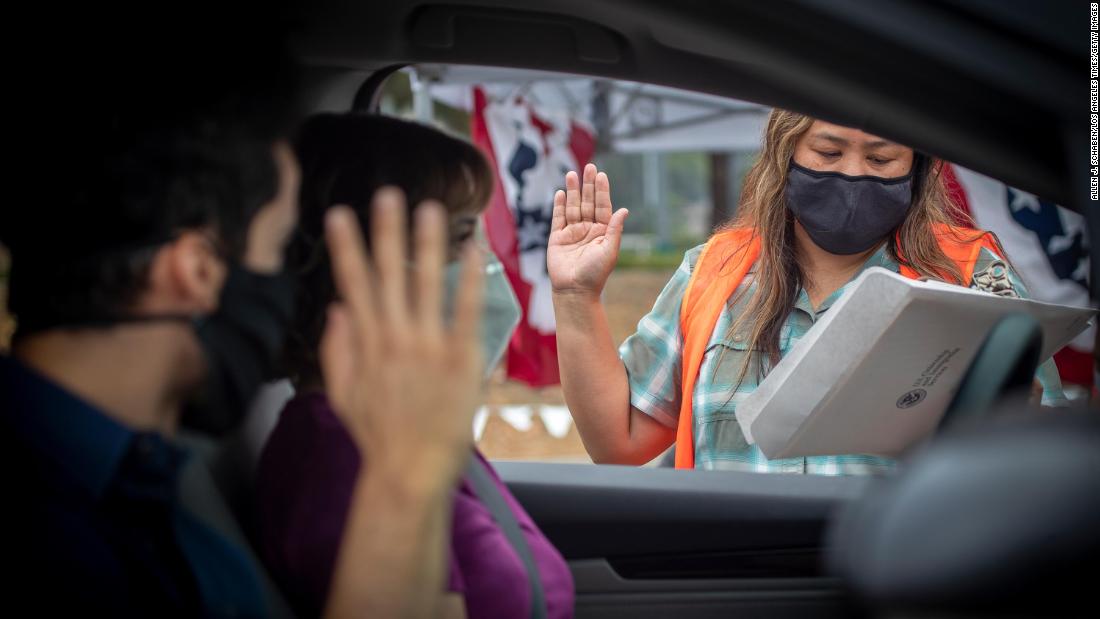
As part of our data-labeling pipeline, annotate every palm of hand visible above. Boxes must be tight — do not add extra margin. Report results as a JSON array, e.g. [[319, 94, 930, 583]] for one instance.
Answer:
[[546, 164, 629, 295]]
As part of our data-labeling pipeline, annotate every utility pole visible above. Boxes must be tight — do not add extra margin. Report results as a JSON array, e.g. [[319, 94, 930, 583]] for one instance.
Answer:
[[709, 152, 731, 232]]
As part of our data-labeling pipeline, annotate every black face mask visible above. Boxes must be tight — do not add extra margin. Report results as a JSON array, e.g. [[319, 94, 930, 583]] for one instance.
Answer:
[[785, 160, 915, 255], [180, 264, 295, 436], [12, 251, 294, 437]]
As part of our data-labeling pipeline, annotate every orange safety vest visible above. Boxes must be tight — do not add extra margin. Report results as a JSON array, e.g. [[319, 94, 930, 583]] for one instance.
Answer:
[[673, 223, 1002, 469]]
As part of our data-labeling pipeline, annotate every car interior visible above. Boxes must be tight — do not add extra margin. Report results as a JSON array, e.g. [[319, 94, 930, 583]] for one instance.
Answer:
[[178, 1, 1095, 617]]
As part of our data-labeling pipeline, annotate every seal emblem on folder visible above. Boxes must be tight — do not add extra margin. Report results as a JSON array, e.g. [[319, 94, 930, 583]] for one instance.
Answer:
[[896, 389, 927, 409]]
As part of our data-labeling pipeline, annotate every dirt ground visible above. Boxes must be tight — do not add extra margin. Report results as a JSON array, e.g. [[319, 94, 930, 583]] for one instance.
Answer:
[[478, 266, 676, 462]]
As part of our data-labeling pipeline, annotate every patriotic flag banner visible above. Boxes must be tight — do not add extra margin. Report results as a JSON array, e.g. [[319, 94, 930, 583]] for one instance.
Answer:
[[472, 87, 596, 387], [947, 164, 1094, 388]]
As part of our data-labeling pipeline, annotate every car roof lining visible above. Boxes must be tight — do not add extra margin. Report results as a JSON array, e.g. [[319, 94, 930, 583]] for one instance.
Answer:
[[289, 0, 1083, 212]]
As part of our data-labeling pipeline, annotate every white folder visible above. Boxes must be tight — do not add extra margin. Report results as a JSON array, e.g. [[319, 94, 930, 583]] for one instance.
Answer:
[[736, 267, 1095, 460]]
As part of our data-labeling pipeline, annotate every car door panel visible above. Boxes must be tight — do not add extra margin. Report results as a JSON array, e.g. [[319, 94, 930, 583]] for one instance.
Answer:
[[494, 462, 871, 618]]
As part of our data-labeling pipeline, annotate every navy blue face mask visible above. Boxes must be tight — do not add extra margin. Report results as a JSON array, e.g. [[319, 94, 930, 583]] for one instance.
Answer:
[[785, 160, 915, 255]]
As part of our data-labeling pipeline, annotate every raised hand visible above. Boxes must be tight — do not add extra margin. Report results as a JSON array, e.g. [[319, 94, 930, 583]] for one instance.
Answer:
[[546, 163, 629, 297], [320, 189, 485, 489]]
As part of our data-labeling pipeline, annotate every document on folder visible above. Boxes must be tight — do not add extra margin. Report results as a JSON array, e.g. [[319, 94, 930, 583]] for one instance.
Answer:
[[736, 267, 1095, 460]]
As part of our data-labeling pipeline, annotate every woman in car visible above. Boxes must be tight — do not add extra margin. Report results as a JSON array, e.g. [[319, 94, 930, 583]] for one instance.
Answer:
[[256, 113, 573, 619], [549, 108, 1065, 473]]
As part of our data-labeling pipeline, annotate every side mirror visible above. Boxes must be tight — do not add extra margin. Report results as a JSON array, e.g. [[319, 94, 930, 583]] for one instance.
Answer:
[[828, 408, 1100, 617], [937, 313, 1041, 432]]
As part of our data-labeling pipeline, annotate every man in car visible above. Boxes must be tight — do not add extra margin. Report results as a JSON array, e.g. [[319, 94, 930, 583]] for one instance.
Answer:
[[0, 10, 485, 618]]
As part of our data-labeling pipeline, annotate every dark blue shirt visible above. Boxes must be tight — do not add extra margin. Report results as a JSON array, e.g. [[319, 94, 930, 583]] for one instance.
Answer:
[[0, 355, 267, 617]]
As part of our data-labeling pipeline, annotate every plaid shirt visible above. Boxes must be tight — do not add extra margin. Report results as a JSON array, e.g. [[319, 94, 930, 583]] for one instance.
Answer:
[[619, 242, 1066, 474]]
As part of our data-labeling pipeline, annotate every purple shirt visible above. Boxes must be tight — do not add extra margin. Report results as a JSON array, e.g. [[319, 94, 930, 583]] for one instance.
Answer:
[[255, 392, 574, 619]]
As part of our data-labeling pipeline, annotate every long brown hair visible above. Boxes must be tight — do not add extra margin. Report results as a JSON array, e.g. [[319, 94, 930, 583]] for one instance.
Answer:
[[720, 108, 981, 388]]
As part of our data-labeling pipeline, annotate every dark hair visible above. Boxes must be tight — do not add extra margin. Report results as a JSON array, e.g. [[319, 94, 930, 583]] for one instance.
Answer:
[[284, 113, 495, 386], [4, 6, 301, 336]]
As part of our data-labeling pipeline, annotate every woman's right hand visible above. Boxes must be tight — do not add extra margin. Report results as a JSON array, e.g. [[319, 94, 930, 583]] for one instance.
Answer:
[[321, 189, 483, 619], [547, 164, 674, 466], [547, 163, 629, 298], [320, 189, 484, 493]]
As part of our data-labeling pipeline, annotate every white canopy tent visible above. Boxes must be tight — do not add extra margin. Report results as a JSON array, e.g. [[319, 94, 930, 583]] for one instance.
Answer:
[[407, 64, 769, 153], [393, 64, 768, 245]]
